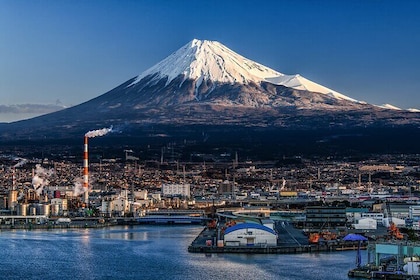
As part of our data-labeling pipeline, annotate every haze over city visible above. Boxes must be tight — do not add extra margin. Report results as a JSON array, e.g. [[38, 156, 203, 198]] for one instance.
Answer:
[[1, 0, 420, 122]]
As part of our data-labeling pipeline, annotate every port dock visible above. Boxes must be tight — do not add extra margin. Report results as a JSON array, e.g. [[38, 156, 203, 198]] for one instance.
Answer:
[[188, 225, 366, 254], [347, 241, 420, 279]]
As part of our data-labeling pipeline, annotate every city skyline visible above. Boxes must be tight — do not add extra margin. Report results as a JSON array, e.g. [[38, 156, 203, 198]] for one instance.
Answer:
[[1, 0, 420, 122]]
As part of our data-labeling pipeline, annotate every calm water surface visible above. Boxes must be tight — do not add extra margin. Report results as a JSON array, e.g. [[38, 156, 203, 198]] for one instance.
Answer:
[[0, 225, 364, 280]]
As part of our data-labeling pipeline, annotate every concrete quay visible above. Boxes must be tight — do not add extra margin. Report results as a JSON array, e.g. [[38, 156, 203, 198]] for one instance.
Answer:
[[188, 227, 365, 254]]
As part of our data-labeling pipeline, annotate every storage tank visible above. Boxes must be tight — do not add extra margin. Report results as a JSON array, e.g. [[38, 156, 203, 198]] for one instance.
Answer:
[[17, 204, 28, 216], [51, 204, 60, 216], [8, 190, 18, 210], [29, 205, 37, 216], [39, 204, 50, 216]]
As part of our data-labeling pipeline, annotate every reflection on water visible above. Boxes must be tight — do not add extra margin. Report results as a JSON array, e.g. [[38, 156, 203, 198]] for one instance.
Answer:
[[0, 226, 361, 280], [99, 228, 149, 241]]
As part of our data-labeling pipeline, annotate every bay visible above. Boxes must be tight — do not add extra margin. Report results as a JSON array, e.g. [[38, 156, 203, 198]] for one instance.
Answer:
[[0, 225, 363, 280]]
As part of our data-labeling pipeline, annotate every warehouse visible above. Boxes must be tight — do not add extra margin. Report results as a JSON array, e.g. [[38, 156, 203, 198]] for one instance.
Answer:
[[224, 223, 277, 247]]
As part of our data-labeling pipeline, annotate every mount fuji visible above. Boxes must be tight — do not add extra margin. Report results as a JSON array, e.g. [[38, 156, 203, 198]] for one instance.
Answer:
[[128, 39, 357, 106], [1, 39, 419, 140]]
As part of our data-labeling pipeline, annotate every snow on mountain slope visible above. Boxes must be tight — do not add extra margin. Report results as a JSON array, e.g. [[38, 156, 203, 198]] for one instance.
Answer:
[[129, 39, 357, 102], [379, 104, 402, 110], [408, 108, 420, 112]]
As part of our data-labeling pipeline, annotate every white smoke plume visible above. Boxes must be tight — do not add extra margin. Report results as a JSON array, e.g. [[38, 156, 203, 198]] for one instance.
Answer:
[[73, 179, 88, 196], [85, 126, 113, 138], [32, 164, 54, 196], [280, 178, 286, 191]]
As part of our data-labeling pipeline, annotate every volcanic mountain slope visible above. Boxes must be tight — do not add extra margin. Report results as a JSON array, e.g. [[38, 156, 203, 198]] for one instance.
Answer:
[[1, 39, 419, 139], [98, 39, 362, 110]]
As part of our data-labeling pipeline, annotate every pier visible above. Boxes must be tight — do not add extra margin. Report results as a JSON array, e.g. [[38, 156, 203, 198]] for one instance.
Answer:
[[188, 227, 365, 254]]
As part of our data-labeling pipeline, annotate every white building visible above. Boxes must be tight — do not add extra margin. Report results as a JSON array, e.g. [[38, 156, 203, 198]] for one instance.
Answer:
[[361, 212, 384, 225], [353, 217, 377, 230], [111, 197, 130, 215], [101, 196, 130, 216], [101, 200, 112, 216], [383, 217, 406, 228], [161, 184, 190, 198], [134, 190, 148, 200], [409, 205, 420, 221], [224, 223, 277, 247]]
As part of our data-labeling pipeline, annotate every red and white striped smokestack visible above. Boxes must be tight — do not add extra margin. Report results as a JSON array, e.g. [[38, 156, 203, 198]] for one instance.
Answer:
[[83, 136, 89, 204], [83, 127, 112, 204]]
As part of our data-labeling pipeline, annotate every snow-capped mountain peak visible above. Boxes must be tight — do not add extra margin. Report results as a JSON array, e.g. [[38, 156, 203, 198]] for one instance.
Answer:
[[129, 39, 357, 102]]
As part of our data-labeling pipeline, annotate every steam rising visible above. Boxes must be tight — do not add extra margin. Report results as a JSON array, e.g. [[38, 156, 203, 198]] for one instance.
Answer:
[[85, 126, 113, 138], [32, 164, 54, 196], [73, 179, 87, 196]]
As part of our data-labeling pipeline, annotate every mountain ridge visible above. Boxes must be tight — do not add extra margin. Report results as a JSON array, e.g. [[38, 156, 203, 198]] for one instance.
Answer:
[[129, 39, 358, 103], [0, 39, 419, 140]]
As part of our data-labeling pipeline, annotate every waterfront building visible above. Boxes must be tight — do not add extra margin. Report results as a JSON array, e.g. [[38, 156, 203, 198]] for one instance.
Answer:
[[353, 217, 377, 230], [373, 242, 420, 273], [100, 199, 112, 216], [50, 198, 68, 216], [110, 197, 130, 216], [382, 217, 405, 228], [224, 223, 277, 247], [305, 206, 347, 230]]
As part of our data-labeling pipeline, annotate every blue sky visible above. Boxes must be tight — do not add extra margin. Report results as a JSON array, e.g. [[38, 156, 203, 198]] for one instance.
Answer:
[[1, 0, 419, 120]]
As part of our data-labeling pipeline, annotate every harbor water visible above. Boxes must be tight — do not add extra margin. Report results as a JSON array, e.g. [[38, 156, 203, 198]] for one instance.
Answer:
[[0, 225, 364, 280]]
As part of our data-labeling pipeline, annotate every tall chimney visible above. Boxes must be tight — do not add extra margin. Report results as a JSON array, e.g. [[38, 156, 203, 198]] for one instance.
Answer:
[[83, 136, 89, 204]]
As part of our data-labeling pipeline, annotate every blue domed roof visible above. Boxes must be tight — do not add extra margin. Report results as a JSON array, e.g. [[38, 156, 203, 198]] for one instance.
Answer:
[[224, 223, 276, 235]]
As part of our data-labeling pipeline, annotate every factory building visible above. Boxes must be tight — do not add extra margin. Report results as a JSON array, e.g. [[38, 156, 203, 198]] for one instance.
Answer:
[[50, 198, 68, 216], [361, 212, 384, 225], [224, 223, 277, 247], [100, 197, 130, 216], [353, 217, 377, 230], [111, 197, 130, 215], [305, 206, 347, 229], [162, 183, 190, 198]]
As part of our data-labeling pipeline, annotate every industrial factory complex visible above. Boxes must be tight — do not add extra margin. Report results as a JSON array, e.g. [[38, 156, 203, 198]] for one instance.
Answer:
[[0, 138, 419, 230], [1, 135, 420, 277]]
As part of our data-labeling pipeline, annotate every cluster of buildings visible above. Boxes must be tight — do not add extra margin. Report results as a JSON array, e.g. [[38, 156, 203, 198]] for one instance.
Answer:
[[0, 151, 418, 228]]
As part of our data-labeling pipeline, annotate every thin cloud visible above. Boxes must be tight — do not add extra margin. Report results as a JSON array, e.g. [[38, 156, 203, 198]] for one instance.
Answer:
[[0, 104, 66, 114]]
